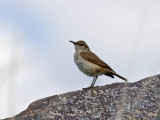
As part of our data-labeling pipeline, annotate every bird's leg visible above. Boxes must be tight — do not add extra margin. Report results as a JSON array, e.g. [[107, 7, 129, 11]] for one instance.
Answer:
[[93, 76, 98, 87], [90, 76, 96, 87], [90, 76, 98, 88], [83, 76, 98, 90]]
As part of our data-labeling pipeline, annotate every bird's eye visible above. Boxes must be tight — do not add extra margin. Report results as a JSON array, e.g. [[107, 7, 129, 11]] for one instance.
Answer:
[[79, 44, 84, 46]]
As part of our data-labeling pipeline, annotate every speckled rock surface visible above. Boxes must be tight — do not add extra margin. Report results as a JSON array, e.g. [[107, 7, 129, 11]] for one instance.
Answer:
[[4, 74, 160, 120]]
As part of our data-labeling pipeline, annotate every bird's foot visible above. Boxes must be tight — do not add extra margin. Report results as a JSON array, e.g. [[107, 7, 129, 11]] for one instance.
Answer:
[[82, 86, 100, 90], [82, 87, 92, 90]]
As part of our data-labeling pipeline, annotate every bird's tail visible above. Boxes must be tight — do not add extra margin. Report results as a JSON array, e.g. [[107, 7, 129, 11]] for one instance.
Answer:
[[111, 71, 128, 82], [107, 70, 128, 82], [115, 73, 128, 82]]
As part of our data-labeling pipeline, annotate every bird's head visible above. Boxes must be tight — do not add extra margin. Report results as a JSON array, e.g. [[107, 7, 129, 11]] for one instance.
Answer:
[[70, 40, 90, 52]]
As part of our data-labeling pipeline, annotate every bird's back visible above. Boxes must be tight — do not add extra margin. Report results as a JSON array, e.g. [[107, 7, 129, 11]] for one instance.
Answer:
[[80, 51, 114, 72]]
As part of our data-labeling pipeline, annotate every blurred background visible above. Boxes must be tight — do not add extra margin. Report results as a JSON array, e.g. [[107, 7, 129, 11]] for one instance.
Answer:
[[0, 0, 160, 118]]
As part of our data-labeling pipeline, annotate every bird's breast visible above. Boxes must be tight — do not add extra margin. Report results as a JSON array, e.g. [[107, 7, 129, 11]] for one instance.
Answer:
[[74, 53, 105, 76]]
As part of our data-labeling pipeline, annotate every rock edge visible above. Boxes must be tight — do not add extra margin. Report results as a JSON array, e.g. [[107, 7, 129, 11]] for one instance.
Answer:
[[4, 74, 160, 120]]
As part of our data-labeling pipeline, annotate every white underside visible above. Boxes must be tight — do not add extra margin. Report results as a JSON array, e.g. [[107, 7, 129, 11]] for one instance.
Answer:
[[74, 53, 104, 77]]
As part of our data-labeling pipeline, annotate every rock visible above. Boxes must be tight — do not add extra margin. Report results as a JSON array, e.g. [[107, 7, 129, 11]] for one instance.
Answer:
[[4, 74, 160, 120]]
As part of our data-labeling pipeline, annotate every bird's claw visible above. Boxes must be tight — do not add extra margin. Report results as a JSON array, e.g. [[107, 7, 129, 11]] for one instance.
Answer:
[[82, 86, 100, 90]]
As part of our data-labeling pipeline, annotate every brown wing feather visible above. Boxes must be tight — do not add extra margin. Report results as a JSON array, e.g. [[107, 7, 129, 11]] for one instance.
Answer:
[[80, 51, 114, 72]]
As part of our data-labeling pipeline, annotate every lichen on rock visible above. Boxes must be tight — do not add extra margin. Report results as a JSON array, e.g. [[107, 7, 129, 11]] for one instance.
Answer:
[[4, 74, 160, 120]]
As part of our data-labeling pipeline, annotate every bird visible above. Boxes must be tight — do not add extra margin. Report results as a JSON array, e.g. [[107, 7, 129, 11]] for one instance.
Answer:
[[70, 40, 127, 89]]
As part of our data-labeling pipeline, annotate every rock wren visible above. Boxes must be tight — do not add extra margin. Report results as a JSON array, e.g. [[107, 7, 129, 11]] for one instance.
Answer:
[[70, 40, 127, 88]]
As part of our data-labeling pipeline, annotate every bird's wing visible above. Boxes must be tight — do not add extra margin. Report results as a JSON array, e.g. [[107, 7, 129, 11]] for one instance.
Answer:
[[80, 51, 114, 71]]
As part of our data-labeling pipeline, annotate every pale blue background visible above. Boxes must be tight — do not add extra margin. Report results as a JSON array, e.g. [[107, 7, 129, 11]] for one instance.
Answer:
[[0, 0, 160, 118]]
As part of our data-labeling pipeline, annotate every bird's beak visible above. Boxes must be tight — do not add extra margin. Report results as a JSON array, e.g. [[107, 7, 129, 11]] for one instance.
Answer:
[[69, 40, 76, 45]]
